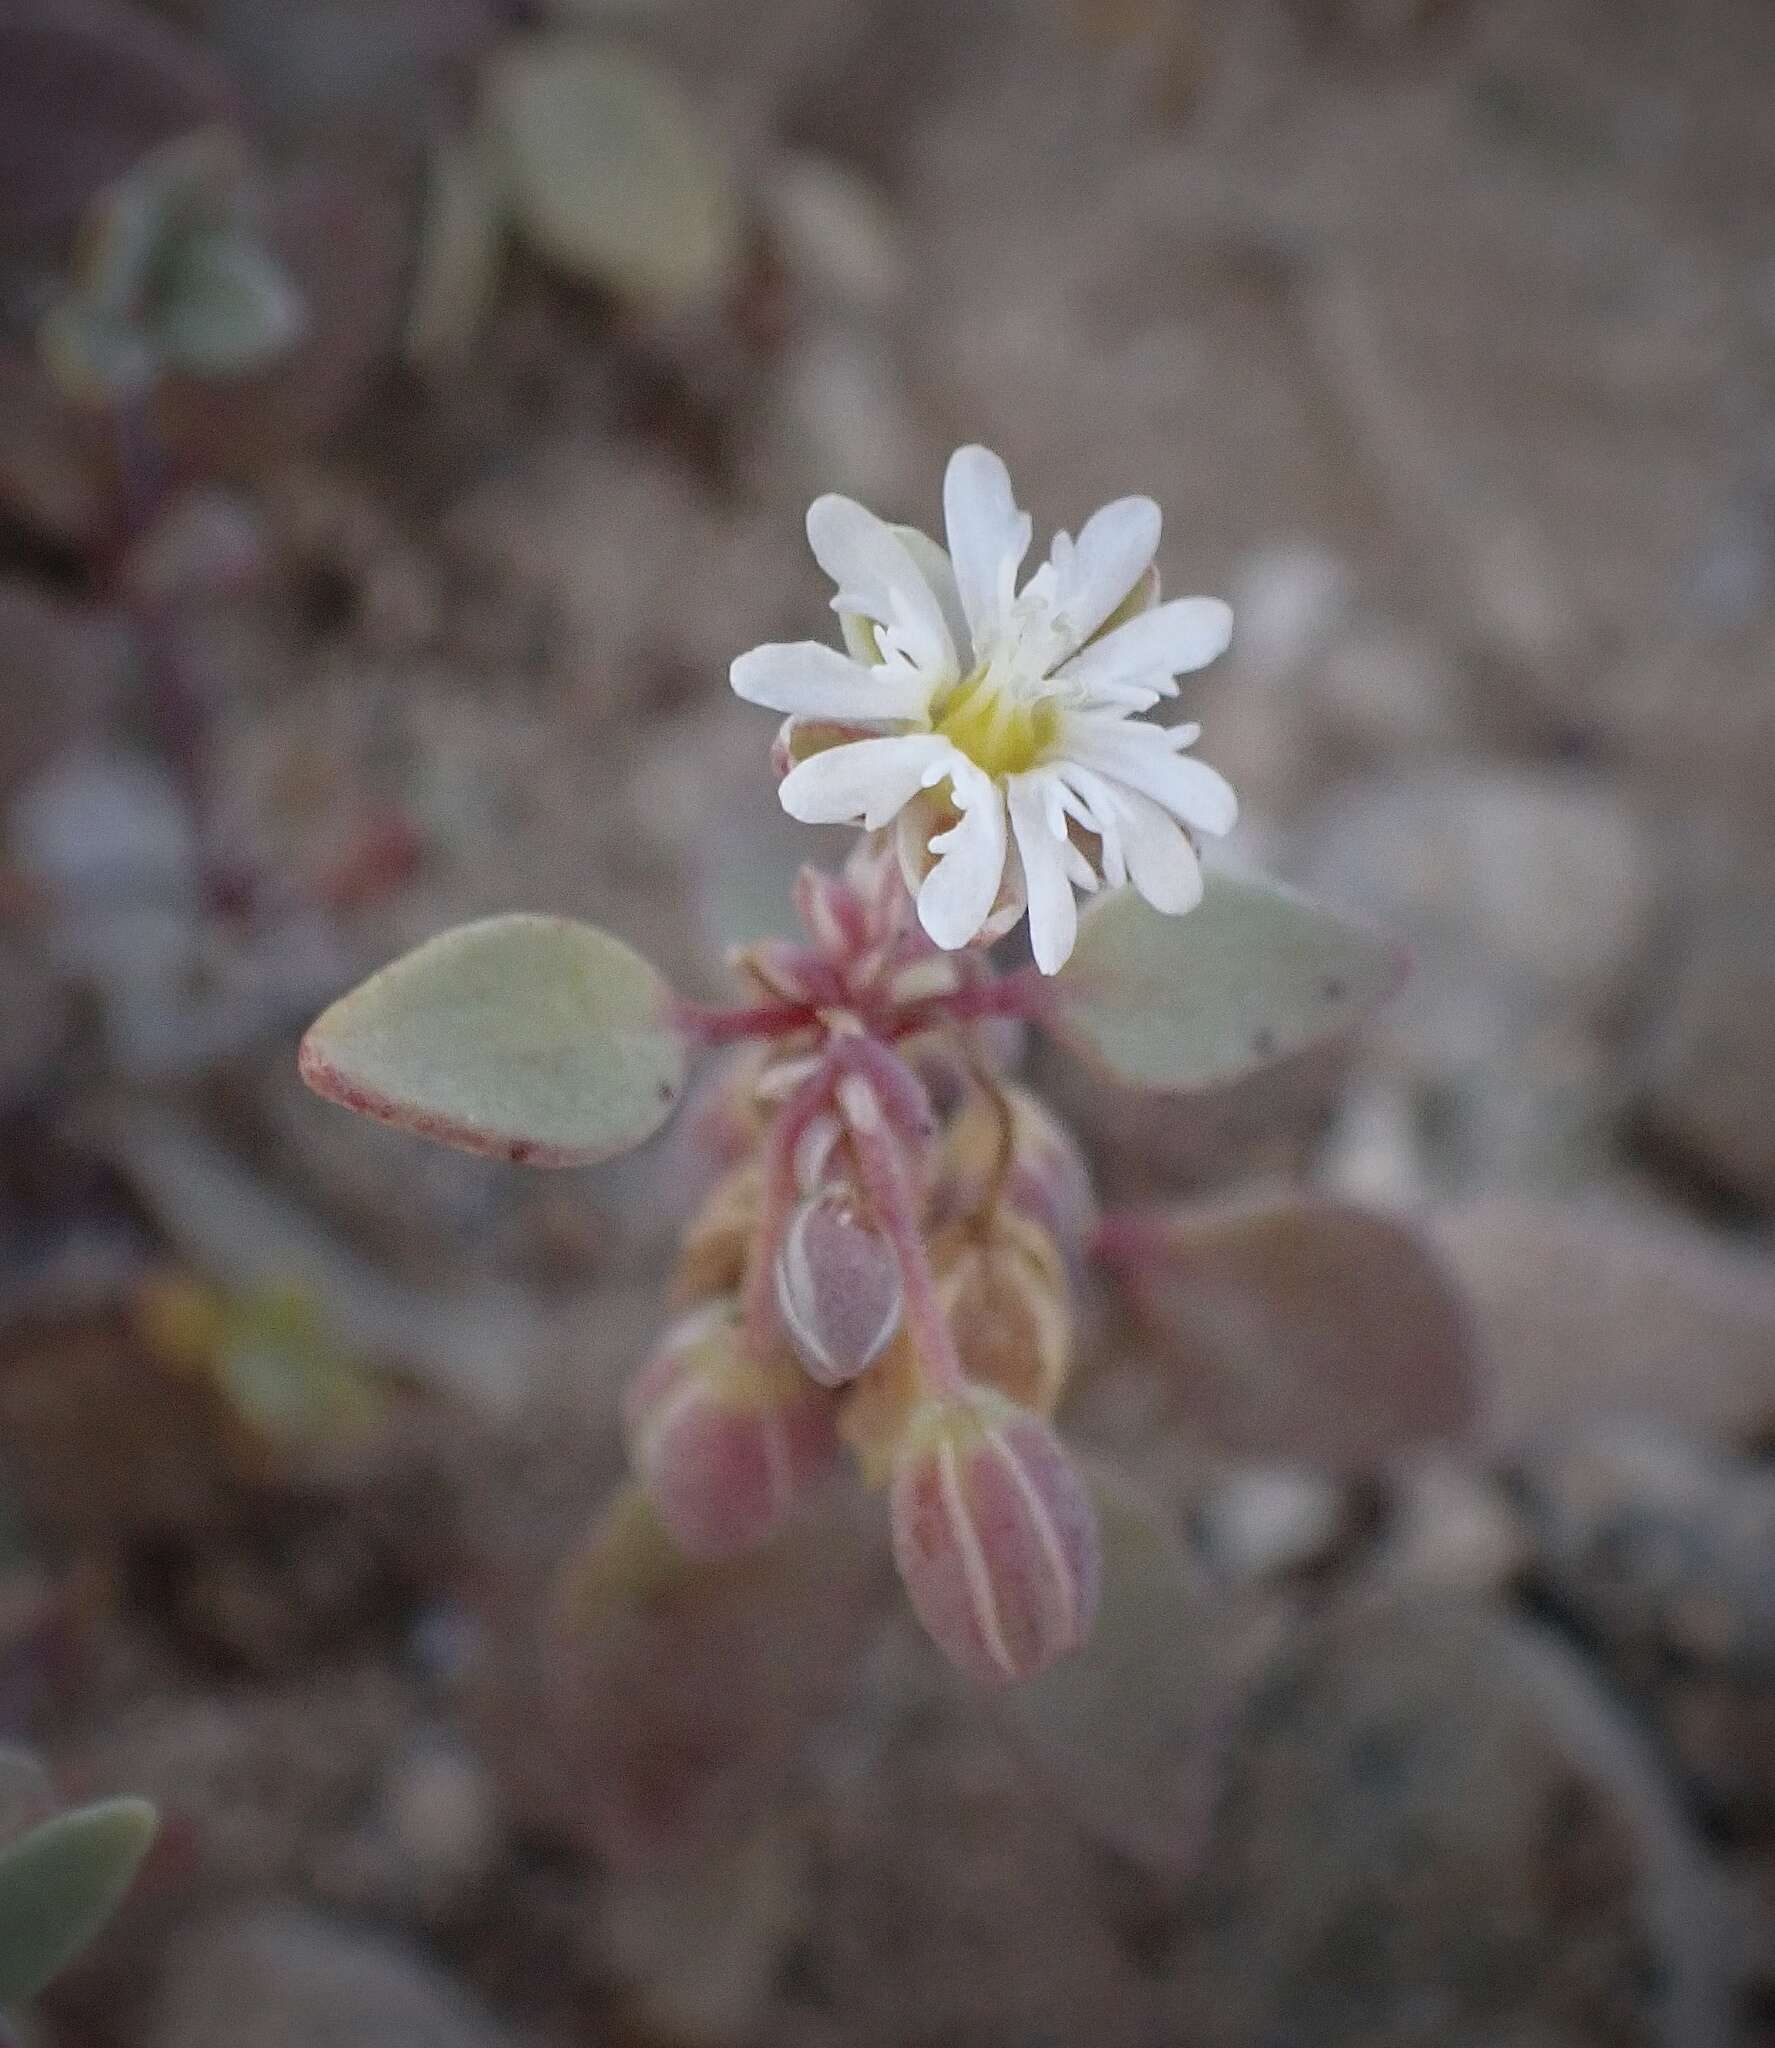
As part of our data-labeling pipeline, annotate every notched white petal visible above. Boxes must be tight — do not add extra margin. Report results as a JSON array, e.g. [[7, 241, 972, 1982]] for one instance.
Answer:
[[943, 445, 1029, 650], [1063, 721, 1239, 838], [1058, 596, 1233, 692], [1117, 788, 1205, 914], [915, 760, 1008, 951], [779, 732, 957, 829], [1051, 495, 1161, 659], [807, 494, 955, 676], [1007, 772, 1078, 974], [732, 641, 932, 722]]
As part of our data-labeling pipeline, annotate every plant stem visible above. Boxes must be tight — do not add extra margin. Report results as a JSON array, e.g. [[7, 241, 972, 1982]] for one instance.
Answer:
[[738, 1060, 836, 1359], [835, 1047, 967, 1398], [675, 997, 819, 1047], [897, 968, 1047, 1034]]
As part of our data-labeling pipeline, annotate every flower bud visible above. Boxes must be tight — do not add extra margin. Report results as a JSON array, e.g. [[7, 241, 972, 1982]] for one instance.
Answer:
[[672, 1165, 761, 1305], [1002, 1090, 1096, 1265], [889, 1387, 1100, 1686], [937, 1210, 1073, 1416], [934, 1083, 1095, 1266], [774, 1189, 903, 1387], [624, 1304, 839, 1558]]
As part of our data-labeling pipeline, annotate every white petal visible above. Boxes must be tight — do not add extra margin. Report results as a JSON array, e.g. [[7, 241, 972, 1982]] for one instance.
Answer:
[[731, 642, 933, 723], [894, 524, 971, 666], [806, 496, 955, 676], [1052, 765, 1127, 887], [1007, 773, 1078, 974], [1049, 496, 1161, 660], [779, 733, 958, 829], [1117, 789, 1204, 914], [915, 759, 1007, 951], [943, 445, 1030, 652], [1061, 719, 1239, 836], [1057, 596, 1233, 693]]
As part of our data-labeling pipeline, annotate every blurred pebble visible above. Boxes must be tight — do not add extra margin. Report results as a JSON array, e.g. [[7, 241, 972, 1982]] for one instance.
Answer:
[[1636, 881, 1775, 1211], [769, 319, 934, 509], [1431, 1194, 1775, 1451], [595, 1822, 805, 2046], [9, 749, 197, 909], [1379, 1457, 1529, 1596], [1520, 1420, 1775, 1832], [1198, 1466, 1348, 1581], [153, 1905, 514, 2048], [763, 153, 909, 311], [1519, 1420, 1775, 1671], [1292, 766, 1655, 1021], [1178, 1594, 1728, 2048], [381, 1733, 504, 1912]]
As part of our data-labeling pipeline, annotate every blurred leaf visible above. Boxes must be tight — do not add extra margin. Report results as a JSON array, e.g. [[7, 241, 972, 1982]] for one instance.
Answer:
[[1048, 868, 1403, 1094], [102, 1104, 540, 1415], [40, 127, 302, 403], [155, 227, 306, 377], [548, 1486, 884, 1866], [35, 303, 160, 406], [0, 1755, 54, 1852], [301, 914, 688, 1168], [484, 36, 741, 309], [1101, 1197, 1479, 1468], [214, 1287, 387, 1452], [993, 1467, 1237, 1869], [0, 1795, 156, 2006], [403, 128, 506, 372]]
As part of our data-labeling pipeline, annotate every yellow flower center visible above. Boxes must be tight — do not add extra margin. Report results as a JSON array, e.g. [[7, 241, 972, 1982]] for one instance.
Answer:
[[933, 670, 1059, 780]]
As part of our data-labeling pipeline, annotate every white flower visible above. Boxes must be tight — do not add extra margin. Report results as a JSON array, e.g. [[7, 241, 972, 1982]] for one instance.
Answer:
[[730, 445, 1237, 974]]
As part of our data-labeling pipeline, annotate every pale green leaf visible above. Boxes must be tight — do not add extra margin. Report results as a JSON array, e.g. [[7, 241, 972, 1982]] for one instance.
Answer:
[[299, 913, 687, 1167], [1048, 867, 1403, 1093], [484, 36, 741, 309], [993, 1469, 1234, 1869], [0, 1796, 157, 2006], [37, 302, 159, 405], [154, 225, 305, 376]]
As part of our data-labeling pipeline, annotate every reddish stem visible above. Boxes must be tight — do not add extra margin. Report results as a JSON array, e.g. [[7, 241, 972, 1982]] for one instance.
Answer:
[[895, 969, 1048, 1035], [676, 997, 819, 1047]]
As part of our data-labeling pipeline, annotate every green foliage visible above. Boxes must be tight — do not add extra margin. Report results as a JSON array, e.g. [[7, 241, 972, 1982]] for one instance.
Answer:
[[38, 127, 302, 405], [299, 913, 688, 1168], [1049, 867, 1404, 1093], [484, 36, 741, 310], [0, 1796, 157, 2007]]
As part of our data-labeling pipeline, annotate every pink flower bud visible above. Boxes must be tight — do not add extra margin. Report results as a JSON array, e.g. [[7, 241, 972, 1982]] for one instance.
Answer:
[[624, 1304, 839, 1558], [937, 1210, 1073, 1416], [774, 1190, 903, 1386], [1002, 1089, 1097, 1266], [889, 1388, 1100, 1686], [934, 1083, 1095, 1265]]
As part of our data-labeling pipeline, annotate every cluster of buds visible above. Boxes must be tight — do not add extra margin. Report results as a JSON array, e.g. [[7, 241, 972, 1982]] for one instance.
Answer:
[[625, 844, 1101, 1685]]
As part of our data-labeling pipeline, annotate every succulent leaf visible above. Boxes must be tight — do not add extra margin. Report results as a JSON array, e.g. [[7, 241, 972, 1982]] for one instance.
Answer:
[[483, 36, 741, 309], [0, 1795, 157, 2006], [1049, 868, 1403, 1093], [299, 913, 688, 1167]]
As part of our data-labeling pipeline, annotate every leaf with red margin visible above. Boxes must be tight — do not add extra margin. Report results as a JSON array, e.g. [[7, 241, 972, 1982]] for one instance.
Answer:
[[300, 913, 687, 1167]]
